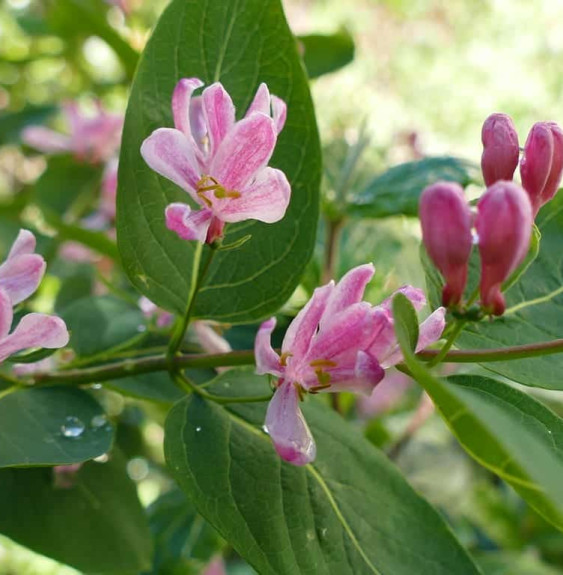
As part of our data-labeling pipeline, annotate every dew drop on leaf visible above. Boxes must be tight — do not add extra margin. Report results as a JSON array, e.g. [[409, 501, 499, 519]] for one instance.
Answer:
[[61, 416, 85, 438]]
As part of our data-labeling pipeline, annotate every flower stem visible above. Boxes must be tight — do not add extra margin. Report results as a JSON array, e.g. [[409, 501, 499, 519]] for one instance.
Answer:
[[427, 319, 467, 367]]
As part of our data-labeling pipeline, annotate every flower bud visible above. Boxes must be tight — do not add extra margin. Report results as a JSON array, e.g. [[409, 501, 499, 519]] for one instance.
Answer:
[[420, 182, 473, 307], [520, 122, 563, 215], [476, 181, 533, 315], [481, 113, 520, 186]]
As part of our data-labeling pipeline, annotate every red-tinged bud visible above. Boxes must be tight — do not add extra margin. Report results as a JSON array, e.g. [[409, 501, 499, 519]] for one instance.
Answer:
[[481, 113, 520, 186], [476, 181, 533, 315], [520, 122, 563, 215], [420, 182, 473, 307]]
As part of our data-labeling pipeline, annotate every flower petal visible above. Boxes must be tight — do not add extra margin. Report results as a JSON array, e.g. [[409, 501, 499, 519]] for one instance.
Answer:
[[0, 313, 69, 363], [172, 78, 204, 138], [271, 95, 287, 134], [416, 307, 446, 352], [282, 282, 334, 359], [265, 381, 316, 466], [8, 229, 36, 258], [381, 285, 426, 312], [141, 128, 201, 197], [210, 113, 277, 191], [193, 321, 231, 355], [255, 317, 282, 376], [215, 167, 290, 224], [366, 308, 397, 362], [0, 289, 13, 340], [202, 83, 236, 157], [165, 203, 212, 242], [246, 83, 271, 117], [0, 254, 45, 305], [316, 351, 384, 395], [21, 127, 71, 154]]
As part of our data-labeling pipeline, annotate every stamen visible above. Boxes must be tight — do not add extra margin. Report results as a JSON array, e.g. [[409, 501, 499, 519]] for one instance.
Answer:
[[309, 359, 337, 368], [279, 352, 293, 367], [309, 383, 331, 394], [314, 369, 331, 386], [196, 175, 241, 206]]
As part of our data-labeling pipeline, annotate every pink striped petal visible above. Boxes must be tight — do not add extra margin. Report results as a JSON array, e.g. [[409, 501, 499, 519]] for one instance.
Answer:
[[416, 307, 446, 352], [210, 113, 277, 191], [0, 313, 69, 363], [366, 309, 396, 362], [381, 285, 426, 312], [246, 83, 271, 117], [265, 381, 316, 466], [0, 254, 45, 305], [0, 289, 13, 340], [172, 78, 204, 138], [21, 126, 71, 154], [8, 229, 36, 258], [193, 321, 232, 355], [189, 96, 207, 154], [282, 282, 334, 359], [165, 203, 212, 242], [215, 167, 290, 224], [141, 128, 201, 197], [271, 95, 287, 134], [255, 317, 282, 376], [322, 264, 375, 321], [202, 83, 235, 157]]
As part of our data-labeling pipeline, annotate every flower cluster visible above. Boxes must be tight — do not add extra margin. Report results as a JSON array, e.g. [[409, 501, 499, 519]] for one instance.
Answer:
[[0, 231, 69, 363], [141, 79, 290, 244], [420, 113, 562, 316], [255, 264, 445, 465]]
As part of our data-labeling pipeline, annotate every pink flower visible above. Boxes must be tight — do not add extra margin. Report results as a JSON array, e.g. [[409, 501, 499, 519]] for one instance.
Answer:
[[419, 182, 473, 307], [520, 121, 563, 216], [141, 79, 290, 244], [255, 264, 445, 465], [202, 557, 227, 575], [481, 113, 519, 186], [139, 296, 173, 328], [22, 101, 123, 164], [99, 158, 119, 221], [476, 181, 533, 315], [0, 231, 69, 364]]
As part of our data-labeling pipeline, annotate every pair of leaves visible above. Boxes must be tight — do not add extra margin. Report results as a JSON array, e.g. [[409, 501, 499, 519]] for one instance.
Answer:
[[165, 369, 481, 575], [393, 294, 563, 532]]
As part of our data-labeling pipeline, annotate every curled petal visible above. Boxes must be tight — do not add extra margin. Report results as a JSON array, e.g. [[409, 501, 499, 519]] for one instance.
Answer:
[[318, 351, 384, 396], [381, 285, 427, 312], [210, 113, 277, 191], [8, 229, 36, 258], [141, 128, 201, 197], [0, 289, 13, 340], [215, 167, 290, 224], [0, 313, 69, 363], [172, 78, 204, 138], [21, 126, 71, 154], [282, 282, 334, 360], [202, 83, 236, 157], [271, 95, 287, 134], [255, 317, 282, 376], [417, 307, 446, 352], [265, 381, 316, 466], [165, 203, 212, 242], [0, 254, 46, 305]]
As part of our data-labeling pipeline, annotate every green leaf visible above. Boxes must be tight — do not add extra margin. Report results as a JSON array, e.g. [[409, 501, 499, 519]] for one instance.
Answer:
[[107, 372, 184, 404], [0, 105, 56, 145], [0, 387, 112, 468], [117, 0, 321, 322], [391, 292, 419, 352], [50, 218, 119, 260], [298, 29, 355, 79], [0, 451, 153, 573], [164, 369, 480, 575], [348, 156, 477, 219], [62, 295, 145, 357]]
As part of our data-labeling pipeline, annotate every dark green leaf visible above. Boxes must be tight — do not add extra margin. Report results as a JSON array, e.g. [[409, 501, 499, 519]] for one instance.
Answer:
[[348, 156, 477, 219], [0, 387, 112, 468], [0, 105, 56, 145], [0, 452, 153, 573], [164, 369, 480, 575], [62, 295, 145, 357], [298, 29, 355, 79], [117, 0, 321, 322], [107, 372, 184, 404]]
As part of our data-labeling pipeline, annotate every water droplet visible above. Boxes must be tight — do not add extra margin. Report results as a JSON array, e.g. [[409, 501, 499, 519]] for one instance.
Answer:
[[90, 383, 102, 390], [127, 457, 149, 481], [94, 453, 109, 463], [262, 425, 269, 435], [61, 416, 85, 438], [548, 430, 553, 435], [137, 324, 147, 333], [321, 528, 328, 538], [195, 426, 202, 432], [91, 414, 108, 429]]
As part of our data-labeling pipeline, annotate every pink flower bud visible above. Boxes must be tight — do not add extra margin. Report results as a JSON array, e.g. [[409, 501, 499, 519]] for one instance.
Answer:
[[481, 113, 520, 186], [419, 182, 473, 307], [476, 181, 533, 315], [520, 122, 563, 215]]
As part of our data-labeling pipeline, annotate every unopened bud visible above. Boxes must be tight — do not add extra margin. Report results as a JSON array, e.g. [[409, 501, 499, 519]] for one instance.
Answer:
[[476, 181, 533, 315], [420, 182, 473, 307], [520, 122, 563, 215], [481, 113, 520, 186]]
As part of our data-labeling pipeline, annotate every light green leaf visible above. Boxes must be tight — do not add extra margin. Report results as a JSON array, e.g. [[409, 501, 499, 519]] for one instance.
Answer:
[[117, 0, 321, 323], [348, 156, 477, 219], [164, 369, 480, 575], [298, 29, 355, 79], [0, 451, 153, 573], [392, 292, 419, 352], [0, 387, 112, 468]]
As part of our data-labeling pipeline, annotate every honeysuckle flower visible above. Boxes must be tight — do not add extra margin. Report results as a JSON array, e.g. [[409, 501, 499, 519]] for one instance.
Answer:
[[420, 182, 473, 307], [141, 79, 290, 244], [520, 121, 563, 216], [255, 264, 445, 465], [99, 158, 119, 221], [22, 101, 123, 164], [0, 231, 69, 364], [481, 113, 519, 186], [139, 296, 174, 328], [476, 181, 533, 315]]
